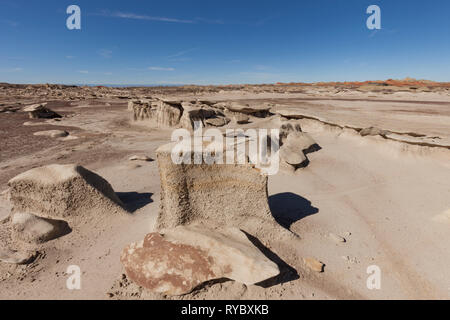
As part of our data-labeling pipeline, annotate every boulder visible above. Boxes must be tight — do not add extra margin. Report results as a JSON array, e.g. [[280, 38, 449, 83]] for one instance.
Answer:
[[120, 226, 280, 295], [279, 132, 317, 169], [280, 144, 307, 166], [304, 257, 324, 272], [0, 248, 35, 265], [8, 164, 126, 221], [33, 130, 69, 138], [359, 126, 390, 137], [204, 117, 230, 127], [23, 103, 61, 119], [11, 212, 71, 244], [128, 155, 153, 162], [226, 102, 271, 117]]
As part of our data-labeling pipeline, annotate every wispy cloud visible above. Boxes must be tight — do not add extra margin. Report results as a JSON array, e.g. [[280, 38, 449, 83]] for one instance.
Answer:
[[104, 12, 194, 24], [0, 67, 23, 72], [78, 70, 89, 74], [66, 55, 76, 59], [148, 66, 175, 71], [0, 19, 19, 27], [166, 48, 197, 62], [98, 11, 224, 25], [98, 49, 112, 58], [167, 48, 197, 59]]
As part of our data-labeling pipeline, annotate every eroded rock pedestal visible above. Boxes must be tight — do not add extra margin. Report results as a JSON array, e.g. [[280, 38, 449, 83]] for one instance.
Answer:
[[155, 142, 287, 239]]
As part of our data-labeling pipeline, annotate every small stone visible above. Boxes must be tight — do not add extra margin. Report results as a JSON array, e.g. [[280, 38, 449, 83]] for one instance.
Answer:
[[0, 248, 35, 265], [128, 155, 153, 162], [11, 212, 70, 244], [329, 232, 346, 243], [304, 257, 324, 272], [33, 130, 69, 138]]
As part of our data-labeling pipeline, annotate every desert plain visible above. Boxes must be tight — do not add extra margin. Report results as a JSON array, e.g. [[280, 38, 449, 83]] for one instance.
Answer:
[[0, 79, 449, 300]]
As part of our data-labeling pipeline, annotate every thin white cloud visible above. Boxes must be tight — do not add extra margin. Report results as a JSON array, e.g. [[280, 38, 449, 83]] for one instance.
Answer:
[[0, 19, 19, 27], [148, 67, 175, 71], [78, 70, 89, 74], [98, 49, 112, 58], [167, 48, 197, 59], [66, 55, 76, 59], [108, 12, 194, 24], [0, 67, 23, 72], [99, 11, 224, 25]]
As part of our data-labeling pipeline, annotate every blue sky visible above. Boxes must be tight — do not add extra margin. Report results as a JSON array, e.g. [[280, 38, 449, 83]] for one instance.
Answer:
[[1, 0, 449, 85]]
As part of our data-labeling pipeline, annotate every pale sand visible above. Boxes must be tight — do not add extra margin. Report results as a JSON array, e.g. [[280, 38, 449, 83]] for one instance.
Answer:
[[0, 88, 449, 299]]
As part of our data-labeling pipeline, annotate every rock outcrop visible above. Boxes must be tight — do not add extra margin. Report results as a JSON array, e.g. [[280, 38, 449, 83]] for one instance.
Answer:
[[33, 130, 69, 138], [129, 98, 231, 129], [120, 225, 280, 295], [8, 164, 126, 222], [11, 212, 70, 244], [279, 132, 318, 170], [22, 103, 61, 119]]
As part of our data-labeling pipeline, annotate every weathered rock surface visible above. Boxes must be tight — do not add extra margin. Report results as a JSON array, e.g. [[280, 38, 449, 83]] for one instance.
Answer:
[[120, 226, 280, 295], [279, 132, 318, 169], [129, 98, 230, 129], [11, 212, 70, 244], [33, 130, 69, 138], [8, 164, 126, 221], [0, 248, 35, 265], [304, 257, 324, 272], [23, 103, 61, 119], [359, 126, 390, 137], [128, 155, 153, 162], [155, 142, 287, 239], [226, 102, 272, 117]]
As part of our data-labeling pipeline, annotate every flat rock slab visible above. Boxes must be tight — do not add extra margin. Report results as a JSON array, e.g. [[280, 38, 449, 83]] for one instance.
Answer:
[[33, 130, 69, 138], [11, 212, 71, 244], [121, 226, 280, 295], [0, 248, 35, 265]]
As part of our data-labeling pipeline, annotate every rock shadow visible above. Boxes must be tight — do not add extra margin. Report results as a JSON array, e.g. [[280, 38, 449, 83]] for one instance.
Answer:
[[269, 192, 318, 230], [116, 192, 153, 213], [243, 231, 299, 288]]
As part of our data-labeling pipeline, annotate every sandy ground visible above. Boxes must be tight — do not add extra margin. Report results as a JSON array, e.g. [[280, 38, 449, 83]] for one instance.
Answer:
[[0, 89, 449, 300]]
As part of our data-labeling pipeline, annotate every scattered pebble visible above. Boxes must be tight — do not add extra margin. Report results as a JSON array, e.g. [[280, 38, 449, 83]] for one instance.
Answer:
[[304, 257, 325, 272], [329, 232, 346, 243]]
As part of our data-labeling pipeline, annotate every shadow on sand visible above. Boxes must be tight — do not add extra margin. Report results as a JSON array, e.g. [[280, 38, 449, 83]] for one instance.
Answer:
[[116, 192, 153, 213], [268, 192, 318, 230]]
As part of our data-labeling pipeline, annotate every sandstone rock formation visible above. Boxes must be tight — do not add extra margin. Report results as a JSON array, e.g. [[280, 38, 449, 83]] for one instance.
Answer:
[[22, 103, 61, 119], [11, 212, 70, 244], [279, 132, 318, 170], [8, 164, 126, 222], [33, 130, 69, 138], [129, 98, 244, 129], [0, 248, 35, 265], [155, 141, 288, 239], [225, 102, 272, 117], [359, 126, 390, 137], [120, 225, 280, 295]]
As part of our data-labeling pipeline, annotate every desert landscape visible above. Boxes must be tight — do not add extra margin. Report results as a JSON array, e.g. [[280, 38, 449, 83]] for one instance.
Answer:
[[0, 79, 449, 300]]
